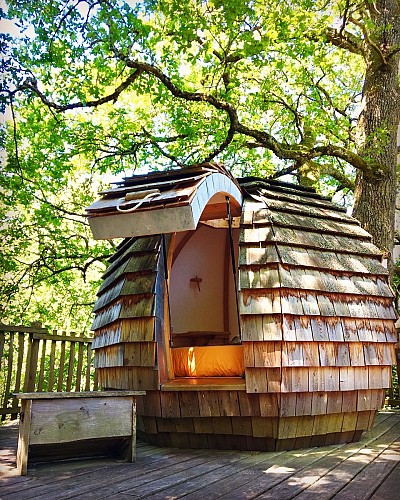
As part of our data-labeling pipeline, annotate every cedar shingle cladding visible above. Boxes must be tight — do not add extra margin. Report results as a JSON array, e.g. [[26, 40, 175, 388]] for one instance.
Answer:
[[92, 235, 163, 390], [91, 175, 398, 449], [239, 181, 396, 404]]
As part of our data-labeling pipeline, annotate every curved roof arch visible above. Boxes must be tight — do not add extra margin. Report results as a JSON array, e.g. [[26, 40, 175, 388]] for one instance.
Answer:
[[86, 165, 243, 239]]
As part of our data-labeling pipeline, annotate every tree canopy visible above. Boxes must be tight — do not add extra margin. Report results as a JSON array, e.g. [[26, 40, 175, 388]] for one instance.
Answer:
[[1, 0, 399, 330]]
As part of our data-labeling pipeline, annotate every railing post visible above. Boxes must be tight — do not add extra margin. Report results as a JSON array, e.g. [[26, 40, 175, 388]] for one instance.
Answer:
[[11, 332, 26, 418], [57, 336, 66, 391], [47, 331, 57, 392], [23, 333, 40, 392], [3, 331, 14, 419]]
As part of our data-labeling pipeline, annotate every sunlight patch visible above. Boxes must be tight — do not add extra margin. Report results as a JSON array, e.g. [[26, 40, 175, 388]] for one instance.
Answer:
[[264, 465, 296, 474]]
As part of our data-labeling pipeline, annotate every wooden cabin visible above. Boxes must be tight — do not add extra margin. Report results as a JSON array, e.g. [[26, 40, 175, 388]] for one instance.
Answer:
[[86, 163, 398, 451]]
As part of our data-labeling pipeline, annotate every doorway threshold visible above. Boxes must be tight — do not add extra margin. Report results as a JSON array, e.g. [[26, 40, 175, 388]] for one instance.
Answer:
[[161, 377, 246, 391]]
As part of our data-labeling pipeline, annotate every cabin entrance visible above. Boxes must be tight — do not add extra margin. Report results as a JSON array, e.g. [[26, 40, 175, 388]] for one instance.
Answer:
[[170, 223, 240, 346], [167, 217, 243, 379]]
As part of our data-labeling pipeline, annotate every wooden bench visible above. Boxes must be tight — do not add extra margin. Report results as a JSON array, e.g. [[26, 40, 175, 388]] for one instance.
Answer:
[[14, 390, 145, 475]]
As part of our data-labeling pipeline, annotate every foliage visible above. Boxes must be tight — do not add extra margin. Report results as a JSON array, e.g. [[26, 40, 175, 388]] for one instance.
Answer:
[[0, 102, 116, 330], [1, 0, 399, 327], [3, 1, 370, 177]]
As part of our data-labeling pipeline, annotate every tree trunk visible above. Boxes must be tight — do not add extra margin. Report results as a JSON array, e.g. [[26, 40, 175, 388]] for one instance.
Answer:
[[353, 171, 396, 253], [352, 0, 400, 275]]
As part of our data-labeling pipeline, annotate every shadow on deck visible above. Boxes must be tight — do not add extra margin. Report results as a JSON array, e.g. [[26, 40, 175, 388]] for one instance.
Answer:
[[0, 411, 399, 499]]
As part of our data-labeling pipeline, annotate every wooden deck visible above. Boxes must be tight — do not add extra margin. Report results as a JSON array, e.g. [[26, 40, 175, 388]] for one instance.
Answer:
[[0, 411, 399, 499]]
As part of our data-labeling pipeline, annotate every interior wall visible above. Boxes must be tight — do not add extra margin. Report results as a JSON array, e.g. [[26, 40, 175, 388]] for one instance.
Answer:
[[169, 225, 240, 336], [228, 227, 240, 338]]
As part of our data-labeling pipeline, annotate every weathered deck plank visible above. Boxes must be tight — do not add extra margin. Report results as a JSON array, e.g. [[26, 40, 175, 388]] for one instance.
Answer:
[[260, 422, 400, 500], [0, 411, 399, 499], [199, 412, 397, 500], [143, 451, 286, 500], [2, 451, 210, 499], [371, 462, 400, 499], [333, 441, 400, 500]]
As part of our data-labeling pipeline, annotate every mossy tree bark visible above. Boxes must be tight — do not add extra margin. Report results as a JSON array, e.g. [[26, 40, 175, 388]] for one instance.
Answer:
[[352, 0, 400, 273]]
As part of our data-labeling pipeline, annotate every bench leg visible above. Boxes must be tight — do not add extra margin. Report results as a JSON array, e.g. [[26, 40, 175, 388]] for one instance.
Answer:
[[17, 399, 32, 475], [129, 398, 137, 462]]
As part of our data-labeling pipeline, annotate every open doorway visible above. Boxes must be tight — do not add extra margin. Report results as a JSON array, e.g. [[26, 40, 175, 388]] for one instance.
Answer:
[[169, 222, 240, 348]]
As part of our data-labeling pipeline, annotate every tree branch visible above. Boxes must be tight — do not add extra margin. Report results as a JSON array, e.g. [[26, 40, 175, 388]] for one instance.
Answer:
[[387, 46, 400, 59], [325, 27, 364, 55], [321, 162, 355, 190], [12, 170, 89, 221], [270, 161, 301, 179], [121, 55, 378, 176], [141, 128, 185, 167], [202, 123, 235, 163], [14, 49, 381, 179], [118, 55, 240, 121], [272, 158, 355, 191], [9, 95, 22, 171], [15, 68, 143, 111], [348, 16, 388, 65], [264, 93, 303, 139]]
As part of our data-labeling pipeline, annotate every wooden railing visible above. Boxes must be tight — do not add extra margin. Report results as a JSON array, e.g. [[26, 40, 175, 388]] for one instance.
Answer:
[[0, 324, 98, 419]]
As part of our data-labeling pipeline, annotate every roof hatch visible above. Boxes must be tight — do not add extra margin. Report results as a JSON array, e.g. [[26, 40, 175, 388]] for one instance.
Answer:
[[86, 164, 243, 239]]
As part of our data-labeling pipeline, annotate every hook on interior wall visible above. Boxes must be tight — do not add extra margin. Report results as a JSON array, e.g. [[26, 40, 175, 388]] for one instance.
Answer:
[[190, 276, 202, 291]]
